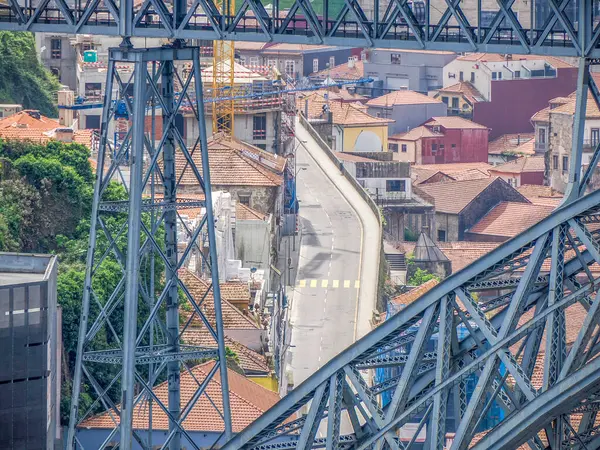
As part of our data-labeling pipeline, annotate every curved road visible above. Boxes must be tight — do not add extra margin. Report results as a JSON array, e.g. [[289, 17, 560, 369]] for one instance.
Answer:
[[286, 120, 380, 390]]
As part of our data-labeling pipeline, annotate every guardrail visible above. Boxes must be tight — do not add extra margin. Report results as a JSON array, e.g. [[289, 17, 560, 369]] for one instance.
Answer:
[[299, 113, 386, 312]]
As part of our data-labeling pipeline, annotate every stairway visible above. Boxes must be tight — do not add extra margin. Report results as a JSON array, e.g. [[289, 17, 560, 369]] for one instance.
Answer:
[[385, 252, 407, 272]]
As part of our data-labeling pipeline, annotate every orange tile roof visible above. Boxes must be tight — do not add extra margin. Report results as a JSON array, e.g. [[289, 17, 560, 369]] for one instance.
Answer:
[[176, 136, 284, 188], [456, 53, 575, 69], [335, 152, 375, 163], [179, 269, 258, 330], [448, 168, 491, 181], [418, 177, 498, 214], [311, 60, 365, 80], [390, 279, 439, 307], [435, 81, 485, 104], [412, 162, 493, 174], [517, 185, 563, 207], [426, 116, 489, 130], [438, 242, 500, 273], [236, 202, 267, 221], [299, 91, 393, 126], [531, 106, 550, 123], [468, 202, 554, 238], [488, 133, 535, 156], [549, 91, 600, 118], [183, 327, 270, 375], [79, 361, 280, 432], [0, 110, 59, 131], [489, 156, 545, 174], [366, 90, 442, 107], [391, 126, 444, 141]]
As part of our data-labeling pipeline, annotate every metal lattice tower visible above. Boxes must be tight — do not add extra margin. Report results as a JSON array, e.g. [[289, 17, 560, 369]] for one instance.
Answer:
[[66, 45, 232, 450], [212, 0, 235, 136]]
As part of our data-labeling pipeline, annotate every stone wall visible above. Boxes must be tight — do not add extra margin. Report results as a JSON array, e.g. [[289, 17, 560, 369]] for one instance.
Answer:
[[548, 112, 572, 193], [435, 212, 460, 242]]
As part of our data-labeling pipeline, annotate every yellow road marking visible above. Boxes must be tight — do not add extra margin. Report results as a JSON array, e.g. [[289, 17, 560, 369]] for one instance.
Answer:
[[354, 280, 360, 289], [332, 280, 339, 288], [298, 280, 306, 288], [310, 279, 317, 288], [344, 280, 351, 288], [321, 280, 329, 288]]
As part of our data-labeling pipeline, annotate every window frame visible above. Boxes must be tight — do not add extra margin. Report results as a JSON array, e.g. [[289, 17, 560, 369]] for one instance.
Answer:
[[562, 155, 569, 172], [386, 179, 406, 192], [390, 53, 402, 64], [553, 154, 559, 170], [50, 38, 62, 59], [401, 144, 407, 153], [252, 113, 267, 140], [313, 58, 319, 73]]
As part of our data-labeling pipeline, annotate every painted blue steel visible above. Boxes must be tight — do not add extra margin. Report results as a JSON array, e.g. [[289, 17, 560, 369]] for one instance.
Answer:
[[2, 1, 600, 56]]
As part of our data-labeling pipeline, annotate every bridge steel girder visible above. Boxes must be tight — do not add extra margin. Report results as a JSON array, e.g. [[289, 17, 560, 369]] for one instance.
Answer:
[[5, 0, 600, 56]]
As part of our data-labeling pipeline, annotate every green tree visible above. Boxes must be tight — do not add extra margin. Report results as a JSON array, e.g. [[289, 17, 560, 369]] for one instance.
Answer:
[[409, 268, 440, 286], [0, 32, 60, 117]]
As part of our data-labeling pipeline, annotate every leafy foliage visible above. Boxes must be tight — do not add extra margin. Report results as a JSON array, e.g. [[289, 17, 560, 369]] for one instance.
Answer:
[[0, 32, 61, 117], [408, 267, 440, 286]]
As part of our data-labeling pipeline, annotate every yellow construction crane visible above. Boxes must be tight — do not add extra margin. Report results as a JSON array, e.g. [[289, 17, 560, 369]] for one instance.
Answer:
[[212, 0, 235, 136]]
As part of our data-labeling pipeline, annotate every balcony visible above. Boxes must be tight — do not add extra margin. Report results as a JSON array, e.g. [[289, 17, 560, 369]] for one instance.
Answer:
[[583, 139, 600, 150], [535, 142, 548, 154]]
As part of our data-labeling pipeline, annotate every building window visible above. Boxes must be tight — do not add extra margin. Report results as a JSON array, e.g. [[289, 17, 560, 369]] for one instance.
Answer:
[[313, 58, 319, 73], [451, 97, 459, 109], [459, 71, 464, 81], [329, 56, 335, 68], [439, 144, 445, 151], [492, 72, 497, 80], [539, 127, 546, 144], [253, 113, 267, 140], [50, 38, 61, 59], [401, 144, 407, 153], [508, 178, 518, 187], [82, 43, 94, 52], [515, 70, 521, 78], [441, 96, 448, 105], [562, 156, 569, 172], [249, 56, 259, 66], [498, 72, 502, 80], [431, 143, 438, 154], [451, 143, 457, 149], [238, 193, 251, 206], [470, 72, 475, 82], [592, 128, 600, 146], [267, 59, 276, 68], [437, 229, 446, 242], [553, 154, 559, 170], [389, 143, 399, 152], [386, 180, 406, 192], [391, 53, 401, 64], [239, 56, 246, 65], [285, 60, 295, 77]]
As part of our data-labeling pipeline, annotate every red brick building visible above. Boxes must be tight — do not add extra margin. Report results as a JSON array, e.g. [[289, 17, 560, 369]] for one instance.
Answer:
[[390, 116, 489, 165]]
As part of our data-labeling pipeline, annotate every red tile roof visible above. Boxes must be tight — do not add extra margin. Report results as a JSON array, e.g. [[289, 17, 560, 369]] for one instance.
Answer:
[[179, 269, 258, 330], [391, 126, 444, 141], [468, 202, 554, 238], [236, 202, 267, 221], [488, 133, 535, 156], [425, 116, 489, 130], [0, 110, 59, 131], [366, 90, 442, 107], [183, 327, 270, 375], [456, 53, 575, 69], [299, 91, 393, 126], [412, 163, 493, 174], [390, 279, 439, 308], [417, 177, 498, 214], [176, 136, 284, 188], [489, 156, 545, 174], [438, 242, 500, 273], [435, 81, 485, 104], [79, 361, 280, 432], [311, 60, 365, 80], [517, 184, 563, 207]]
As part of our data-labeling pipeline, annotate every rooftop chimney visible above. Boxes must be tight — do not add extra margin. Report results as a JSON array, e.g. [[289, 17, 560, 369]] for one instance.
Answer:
[[55, 128, 74, 143]]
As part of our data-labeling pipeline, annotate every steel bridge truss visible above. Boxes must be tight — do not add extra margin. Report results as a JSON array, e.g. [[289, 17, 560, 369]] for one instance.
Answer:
[[219, 59, 600, 450], [4, 0, 600, 56], [66, 45, 232, 450]]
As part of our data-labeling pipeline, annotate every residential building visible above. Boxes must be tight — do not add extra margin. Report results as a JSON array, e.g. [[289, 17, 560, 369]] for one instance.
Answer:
[[443, 53, 577, 139], [411, 162, 492, 185], [432, 81, 485, 120], [362, 48, 457, 93], [418, 177, 529, 242], [366, 90, 447, 136], [234, 202, 273, 280], [465, 202, 555, 242], [534, 91, 600, 193], [0, 104, 22, 118], [175, 134, 287, 219], [0, 253, 60, 450], [300, 91, 394, 152], [336, 152, 434, 240], [488, 133, 535, 164], [437, 241, 501, 274], [234, 42, 354, 80], [390, 116, 489, 164], [310, 59, 365, 82], [76, 361, 280, 448], [488, 156, 545, 187]]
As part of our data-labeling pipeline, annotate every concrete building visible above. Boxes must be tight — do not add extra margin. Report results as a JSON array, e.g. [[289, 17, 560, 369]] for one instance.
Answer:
[[366, 90, 446, 136], [411, 162, 492, 185], [531, 91, 600, 193], [0, 253, 60, 450], [234, 42, 355, 80], [336, 152, 434, 241], [432, 81, 485, 120], [418, 177, 529, 242], [487, 133, 535, 165], [300, 91, 394, 152], [442, 53, 578, 139], [390, 116, 489, 164], [0, 104, 22, 118], [362, 48, 457, 94], [488, 156, 545, 188]]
